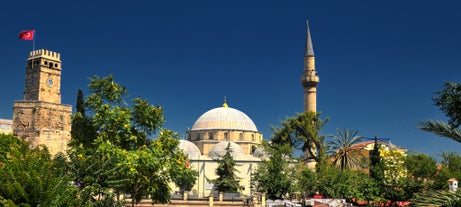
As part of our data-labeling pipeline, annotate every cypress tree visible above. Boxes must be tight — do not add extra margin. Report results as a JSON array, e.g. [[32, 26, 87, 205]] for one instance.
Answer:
[[212, 143, 241, 193]]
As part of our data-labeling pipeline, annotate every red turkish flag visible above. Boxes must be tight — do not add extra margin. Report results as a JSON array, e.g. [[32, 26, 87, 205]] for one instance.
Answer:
[[19, 30, 35, 40]]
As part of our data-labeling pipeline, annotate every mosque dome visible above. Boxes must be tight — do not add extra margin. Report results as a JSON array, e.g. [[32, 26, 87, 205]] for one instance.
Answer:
[[252, 147, 269, 159], [191, 103, 258, 132], [208, 141, 246, 160], [178, 140, 201, 159]]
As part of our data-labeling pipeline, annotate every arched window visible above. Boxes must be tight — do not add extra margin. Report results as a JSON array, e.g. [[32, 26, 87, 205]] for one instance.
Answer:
[[224, 132, 229, 140], [251, 134, 255, 141], [251, 146, 257, 154], [239, 133, 243, 140], [209, 132, 214, 140]]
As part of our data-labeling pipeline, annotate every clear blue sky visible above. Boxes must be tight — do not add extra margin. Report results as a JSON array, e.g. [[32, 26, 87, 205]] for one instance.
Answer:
[[1, 0, 460, 158]]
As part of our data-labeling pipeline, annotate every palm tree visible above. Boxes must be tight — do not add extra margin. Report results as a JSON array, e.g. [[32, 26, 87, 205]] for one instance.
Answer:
[[326, 129, 365, 170], [419, 120, 461, 143]]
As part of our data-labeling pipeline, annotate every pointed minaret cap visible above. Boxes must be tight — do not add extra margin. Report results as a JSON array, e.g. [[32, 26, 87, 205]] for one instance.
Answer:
[[304, 20, 315, 57]]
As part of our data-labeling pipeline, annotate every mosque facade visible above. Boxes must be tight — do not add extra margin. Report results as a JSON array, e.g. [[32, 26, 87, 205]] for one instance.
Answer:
[[176, 102, 266, 197], [174, 22, 319, 197]]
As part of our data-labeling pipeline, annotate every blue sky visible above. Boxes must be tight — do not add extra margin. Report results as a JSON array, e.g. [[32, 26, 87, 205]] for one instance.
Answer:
[[1, 1, 460, 158]]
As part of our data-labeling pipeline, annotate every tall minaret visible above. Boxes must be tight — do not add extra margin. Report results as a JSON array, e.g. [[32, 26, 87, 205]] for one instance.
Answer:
[[300, 21, 319, 112]]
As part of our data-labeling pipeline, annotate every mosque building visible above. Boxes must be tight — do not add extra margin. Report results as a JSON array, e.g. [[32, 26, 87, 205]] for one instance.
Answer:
[[174, 21, 320, 197], [176, 101, 266, 197]]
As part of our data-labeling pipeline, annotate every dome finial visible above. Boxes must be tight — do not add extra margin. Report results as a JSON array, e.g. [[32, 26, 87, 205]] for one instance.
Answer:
[[223, 96, 228, 108]]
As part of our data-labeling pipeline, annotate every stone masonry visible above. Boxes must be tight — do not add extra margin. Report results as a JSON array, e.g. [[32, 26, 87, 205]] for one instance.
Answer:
[[13, 49, 72, 156]]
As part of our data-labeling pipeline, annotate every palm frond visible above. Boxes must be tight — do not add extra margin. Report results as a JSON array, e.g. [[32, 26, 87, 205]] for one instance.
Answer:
[[419, 120, 461, 143]]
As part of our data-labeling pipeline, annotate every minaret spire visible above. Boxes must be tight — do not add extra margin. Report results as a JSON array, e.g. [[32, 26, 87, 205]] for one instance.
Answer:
[[304, 20, 315, 59], [300, 20, 320, 112]]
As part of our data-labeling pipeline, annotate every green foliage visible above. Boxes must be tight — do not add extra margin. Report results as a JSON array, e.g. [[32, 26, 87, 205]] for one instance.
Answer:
[[84, 75, 164, 150], [326, 129, 365, 170], [0, 134, 79, 207], [70, 89, 97, 148], [433, 82, 461, 129], [401, 151, 439, 199], [419, 82, 461, 143], [67, 75, 193, 206], [369, 138, 384, 184], [271, 111, 328, 168], [433, 152, 461, 190], [420, 120, 461, 143], [212, 143, 241, 193], [296, 160, 383, 204], [411, 190, 461, 207], [405, 152, 438, 179], [317, 166, 368, 202], [173, 161, 198, 192], [251, 142, 296, 199]]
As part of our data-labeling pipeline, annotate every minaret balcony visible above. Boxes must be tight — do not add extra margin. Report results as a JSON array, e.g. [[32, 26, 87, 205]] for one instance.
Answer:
[[301, 76, 319, 87]]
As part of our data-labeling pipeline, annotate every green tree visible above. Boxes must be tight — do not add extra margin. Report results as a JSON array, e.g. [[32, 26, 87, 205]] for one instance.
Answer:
[[271, 111, 328, 169], [212, 143, 241, 193], [405, 152, 438, 180], [326, 129, 365, 170], [251, 142, 296, 199], [369, 138, 384, 184], [316, 166, 368, 203], [174, 161, 198, 193], [68, 75, 192, 206], [0, 134, 79, 207], [433, 152, 461, 190], [296, 162, 317, 197], [70, 89, 97, 148], [419, 82, 461, 143], [404, 152, 438, 193], [433, 82, 461, 128]]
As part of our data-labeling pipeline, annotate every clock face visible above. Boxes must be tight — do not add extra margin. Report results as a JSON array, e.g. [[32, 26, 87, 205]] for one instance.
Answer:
[[47, 78, 54, 87]]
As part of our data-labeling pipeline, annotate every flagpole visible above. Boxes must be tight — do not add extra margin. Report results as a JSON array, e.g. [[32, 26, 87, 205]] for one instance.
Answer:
[[32, 31, 36, 51]]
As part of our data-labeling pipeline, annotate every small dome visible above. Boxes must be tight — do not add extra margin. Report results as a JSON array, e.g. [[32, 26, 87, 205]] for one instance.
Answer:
[[252, 147, 269, 159], [191, 106, 258, 132], [209, 141, 245, 160], [178, 140, 201, 159]]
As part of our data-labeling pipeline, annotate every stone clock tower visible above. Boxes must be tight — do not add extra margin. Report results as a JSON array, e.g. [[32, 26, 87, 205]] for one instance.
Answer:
[[13, 49, 72, 156]]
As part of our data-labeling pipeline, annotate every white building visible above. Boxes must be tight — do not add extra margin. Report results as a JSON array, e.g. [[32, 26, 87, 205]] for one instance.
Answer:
[[175, 102, 266, 197]]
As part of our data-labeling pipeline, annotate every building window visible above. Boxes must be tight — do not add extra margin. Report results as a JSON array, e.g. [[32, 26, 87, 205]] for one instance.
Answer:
[[224, 132, 229, 140], [239, 133, 243, 140], [209, 132, 214, 140], [251, 146, 257, 154], [252, 134, 255, 141]]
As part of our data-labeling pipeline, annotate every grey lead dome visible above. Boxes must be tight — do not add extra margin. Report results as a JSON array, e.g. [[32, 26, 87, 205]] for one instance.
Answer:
[[191, 106, 258, 132]]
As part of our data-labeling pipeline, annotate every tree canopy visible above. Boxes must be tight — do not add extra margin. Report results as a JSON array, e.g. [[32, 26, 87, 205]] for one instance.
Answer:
[[271, 111, 328, 168], [68, 75, 196, 206], [420, 81, 461, 143], [326, 129, 364, 170], [211, 143, 241, 193]]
